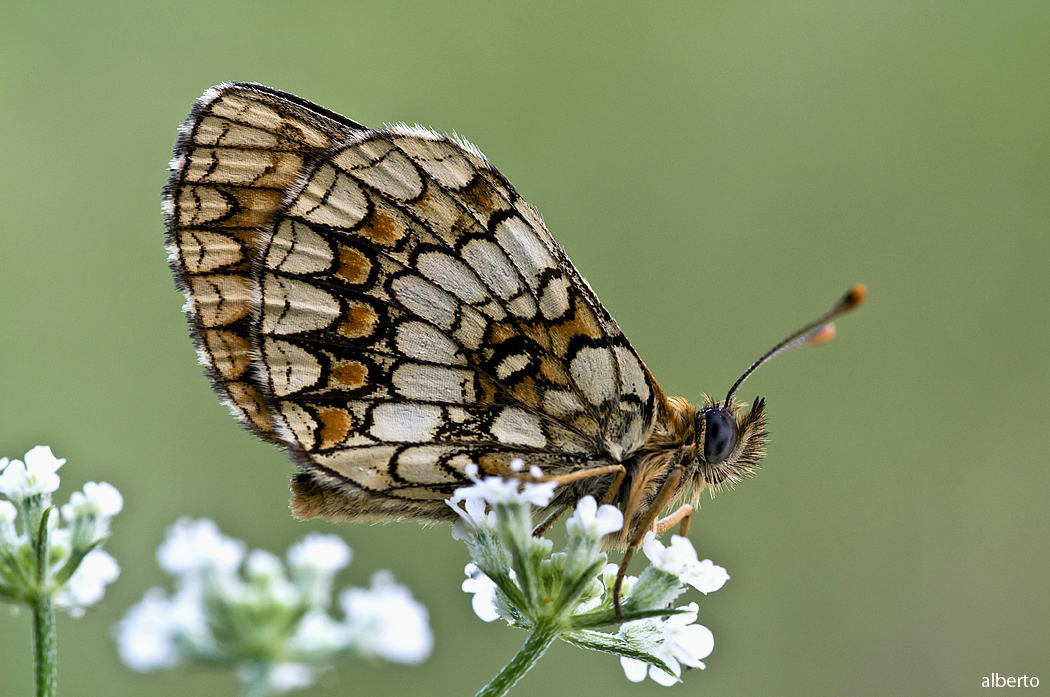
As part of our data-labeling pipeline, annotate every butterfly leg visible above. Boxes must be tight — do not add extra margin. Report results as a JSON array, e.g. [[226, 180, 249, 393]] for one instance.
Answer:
[[528, 464, 626, 536], [653, 505, 694, 612], [599, 466, 627, 507], [613, 464, 686, 620], [531, 506, 567, 537], [655, 504, 692, 538], [522, 463, 625, 488]]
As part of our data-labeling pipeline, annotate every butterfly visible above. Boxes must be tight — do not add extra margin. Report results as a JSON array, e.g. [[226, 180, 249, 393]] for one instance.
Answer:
[[164, 83, 864, 573]]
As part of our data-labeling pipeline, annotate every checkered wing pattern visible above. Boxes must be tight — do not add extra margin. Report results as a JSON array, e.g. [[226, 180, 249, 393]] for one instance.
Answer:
[[165, 83, 657, 521]]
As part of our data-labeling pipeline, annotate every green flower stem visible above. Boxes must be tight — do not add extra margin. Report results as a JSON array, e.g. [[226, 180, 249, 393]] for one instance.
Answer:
[[476, 623, 560, 697], [238, 659, 273, 697], [31, 508, 57, 697], [31, 595, 57, 697]]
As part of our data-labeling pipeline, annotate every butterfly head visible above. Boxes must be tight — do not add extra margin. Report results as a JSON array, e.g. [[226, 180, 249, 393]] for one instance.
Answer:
[[689, 396, 768, 491], [605, 393, 768, 548]]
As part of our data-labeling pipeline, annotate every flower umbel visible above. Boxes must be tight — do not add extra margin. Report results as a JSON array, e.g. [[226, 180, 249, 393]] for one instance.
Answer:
[[116, 519, 432, 695], [448, 471, 728, 697], [0, 445, 122, 697], [0, 447, 122, 613]]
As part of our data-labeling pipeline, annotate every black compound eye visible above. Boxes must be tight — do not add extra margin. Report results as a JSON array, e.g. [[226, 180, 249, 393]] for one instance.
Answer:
[[704, 408, 738, 463]]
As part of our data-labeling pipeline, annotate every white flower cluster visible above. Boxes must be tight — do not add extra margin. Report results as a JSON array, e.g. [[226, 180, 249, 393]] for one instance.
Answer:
[[0, 446, 121, 617], [448, 462, 729, 688], [116, 518, 432, 694], [615, 534, 727, 685], [447, 461, 557, 541], [618, 602, 715, 685]]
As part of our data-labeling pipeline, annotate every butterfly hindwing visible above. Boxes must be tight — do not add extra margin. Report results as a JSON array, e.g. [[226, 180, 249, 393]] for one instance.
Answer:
[[164, 83, 368, 442]]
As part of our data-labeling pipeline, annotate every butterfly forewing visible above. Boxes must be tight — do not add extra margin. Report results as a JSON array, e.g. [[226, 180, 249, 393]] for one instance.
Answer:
[[166, 83, 658, 522]]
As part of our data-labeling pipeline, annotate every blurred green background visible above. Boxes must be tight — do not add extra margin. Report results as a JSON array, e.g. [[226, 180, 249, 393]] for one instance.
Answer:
[[2, 1, 1048, 695]]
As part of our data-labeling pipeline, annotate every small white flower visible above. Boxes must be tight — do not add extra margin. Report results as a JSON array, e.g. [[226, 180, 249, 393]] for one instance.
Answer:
[[287, 533, 352, 608], [166, 583, 212, 649], [653, 604, 714, 682], [461, 562, 501, 622], [246, 548, 284, 579], [62, 481, 123, 519], [642, 533, 729, 594], [55, 548, 120, 617], [157, 517, 245, 577], [598, 563, 639, 605], [0, 446, 65, 500], [452, 457, 559, 510], [450, 472, 557, 510], [566, 496, 623, 538], [82, 480, 123, 515], [448, 466, 558, 541], [0, 499, 17, 546], [341, 571, 433, 664], [620, 656, 650, 683], [245, 549, 299, 607], [286, 533, 351, 574], [451, 475, 522, 505], [115, 588, 183, 671], [574, 574, 607, 613], [662, 605, 715, 667], [447, 495, 496, 541], [0, 499, 16, 524], [518, 479, 557, 507], [62, 481, 123, 543], [619, 602, 714, 685], [681, 558, 729, 594], [288, 610, 351, 654], [116, 581, 212, 668]]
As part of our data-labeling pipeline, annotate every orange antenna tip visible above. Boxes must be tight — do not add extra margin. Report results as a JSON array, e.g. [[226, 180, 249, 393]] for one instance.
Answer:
[[802, 323, 836, 346], [843, 283, 866, 310]]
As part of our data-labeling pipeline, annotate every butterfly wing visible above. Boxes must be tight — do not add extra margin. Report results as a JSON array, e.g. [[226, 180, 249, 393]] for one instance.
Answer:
[[166, 84, 659, 522], [164, 83, 368, 442]]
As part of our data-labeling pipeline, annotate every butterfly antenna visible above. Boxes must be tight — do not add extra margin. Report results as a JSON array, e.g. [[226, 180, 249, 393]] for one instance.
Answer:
[[724, 284, 866, 406]]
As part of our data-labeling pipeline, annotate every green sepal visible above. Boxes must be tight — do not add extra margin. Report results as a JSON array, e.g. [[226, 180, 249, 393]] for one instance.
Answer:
[[561, 628, 678, 677], [566, 605, 689, 631], [51, 536, 104, 588]]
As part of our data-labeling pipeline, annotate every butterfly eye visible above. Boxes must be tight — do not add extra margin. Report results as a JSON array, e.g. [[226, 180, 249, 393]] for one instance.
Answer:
[[703, 408, 738, 463]]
